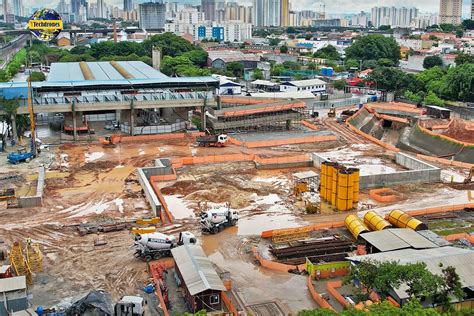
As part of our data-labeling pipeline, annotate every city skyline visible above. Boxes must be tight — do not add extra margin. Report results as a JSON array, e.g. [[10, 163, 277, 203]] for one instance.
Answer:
[[19, 0, 473, 16]]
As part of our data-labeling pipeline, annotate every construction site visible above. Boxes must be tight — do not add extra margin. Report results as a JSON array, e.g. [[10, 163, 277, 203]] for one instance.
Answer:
[[1, 64, 474, 315]]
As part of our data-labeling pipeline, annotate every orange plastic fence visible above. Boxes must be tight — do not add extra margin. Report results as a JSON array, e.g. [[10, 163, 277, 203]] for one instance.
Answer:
[[118, 132, 186, 143], [387, 296, 401, 308], [307, 276, 335, 311], [252, 247, 305, 272], [150, 180, 174, 223], [443, 233, 474, 243], [406, 203, 474, 217], [326, 280, 350, 308], [244, 135, 337, 148], [221, 292, 238, 316], [369, 188, 399, 203], [220, 96, 281, 104], [149, 260, 175, 316], [254, 154, 311, 165], [299, 120, 319, 130], [417, 123, 474, 147], [223, 102, 305, 117], [416, 154, 474, 169], [370, 291, 380, 302]]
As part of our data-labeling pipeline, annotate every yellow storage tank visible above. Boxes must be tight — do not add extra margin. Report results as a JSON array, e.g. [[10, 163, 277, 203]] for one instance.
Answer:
[[345, 215, 369, 239], [326, 163, 334, 202], [320, 162, 328, 200], [363, 211, 391, 231], [387, 209, 428, 231], [336, 170, 353, 211], [350, 168, 360, 203], [331, 166, 338, 206]]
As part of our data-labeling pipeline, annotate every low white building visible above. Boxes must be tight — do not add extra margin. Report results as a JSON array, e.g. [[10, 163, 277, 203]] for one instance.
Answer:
[[164, 21, 252, 43], [217, 78, 242, 95], [280, 79, 326, 95]]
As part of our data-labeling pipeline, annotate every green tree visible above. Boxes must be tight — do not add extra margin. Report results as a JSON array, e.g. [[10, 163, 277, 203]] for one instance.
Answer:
[[439, 23, 456, 32], [182, 50, 208, 67], [333, 79, 346, 90], [378, 25, 391, 31], [313, 45, 340, 60], [368, 67, 410, 95], [439, 63, 474, 102], [252, 68, 264, 80], [305, 33, 313, 40], [454, 53, 474, 66], [226, 61, 244, 77], [269, 38, 280, 46], [280, 45, 288, 53], [461, 19, 474, 30], [437, 265, 465, 311], [142, 33, 196, 57], [404, 90, 424, 103], [377, 58, 394, 67], [345, 34, 401, 65], [362, 59, 378, 70], [345, 58, 359, 70], [282, 61, 301, 70], [29, 72, 45, 82], [307, 62, 317, 70], [413, 66, 444, 93], [423, 56, 443, 69]]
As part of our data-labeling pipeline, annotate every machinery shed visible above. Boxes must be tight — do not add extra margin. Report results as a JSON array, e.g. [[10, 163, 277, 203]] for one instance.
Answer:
[[171, 245, 226, 313], [0, 276, 27, 316], [360, 228, 439, 253]]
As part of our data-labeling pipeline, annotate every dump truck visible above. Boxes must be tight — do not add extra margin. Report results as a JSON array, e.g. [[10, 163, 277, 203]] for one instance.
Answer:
[[133, 231, 196, 261], [200, 206, 239, 234], [196, 134, 228, 147], [327, 107, 336, 118]]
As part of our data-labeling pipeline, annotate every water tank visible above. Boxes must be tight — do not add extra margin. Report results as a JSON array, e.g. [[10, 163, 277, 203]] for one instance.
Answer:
[[363, 211, 391, 231], [387, 209, 428, 231], [321, 67, 328, 76], [326, 67, 334, 77], [345, 215, 369, 239]]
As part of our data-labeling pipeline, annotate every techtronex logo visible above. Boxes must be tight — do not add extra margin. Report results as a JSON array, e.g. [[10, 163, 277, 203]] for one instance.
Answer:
[[28, 9, 63, 42]]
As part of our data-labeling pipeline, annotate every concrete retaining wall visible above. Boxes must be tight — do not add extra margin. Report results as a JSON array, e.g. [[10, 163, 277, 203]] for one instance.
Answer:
[[255, 160, 312, 170], [18, 167, 45, 208], [312, 152, 440, 189], [138, 168, 162, 216]]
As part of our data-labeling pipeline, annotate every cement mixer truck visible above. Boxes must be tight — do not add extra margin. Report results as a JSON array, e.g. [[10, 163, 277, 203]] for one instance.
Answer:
[[200, 205, 239, 234], [133, 231, 196, 261]]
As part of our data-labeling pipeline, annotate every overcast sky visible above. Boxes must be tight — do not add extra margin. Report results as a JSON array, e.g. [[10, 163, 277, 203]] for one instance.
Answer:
[[27, 0, 472, 16]]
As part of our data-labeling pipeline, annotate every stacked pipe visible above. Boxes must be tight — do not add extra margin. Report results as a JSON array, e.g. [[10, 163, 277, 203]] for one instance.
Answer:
[[387, 209, 428, 231], [320, 162, 360, 211]]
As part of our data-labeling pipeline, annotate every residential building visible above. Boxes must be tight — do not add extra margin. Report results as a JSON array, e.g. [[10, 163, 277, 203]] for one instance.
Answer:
[[96, 0, 105, 18], [472, 0, 474, 20], [351, 11, 369, 27], [175, 8, 204, 24], [312, 19, 341, 28], [371, 6, 418, 28], [57, 0, 69, 15], [439, 0, 462, 25], [253, 0, 265, 26], [412, 14, 439, 29], [139, 2, 166, 30], [201, 0, 216, 22], [280, 79, 326, 95], [12, 0, 22, 17], [165, 21, 251, 43], [123, 0, 132, 12], [3, 0, 8, 22], [266, 0, 280, 26], [207, 51, 260, 69], [281, 0, 289, 27]]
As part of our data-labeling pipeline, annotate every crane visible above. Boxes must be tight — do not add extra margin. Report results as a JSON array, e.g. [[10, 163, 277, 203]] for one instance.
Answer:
[[7, 78, 38, 164]]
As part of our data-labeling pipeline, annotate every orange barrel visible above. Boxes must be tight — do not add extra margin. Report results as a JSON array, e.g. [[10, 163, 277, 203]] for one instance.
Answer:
[[336, 170, 353, 211], [363, 211, 391, 231]]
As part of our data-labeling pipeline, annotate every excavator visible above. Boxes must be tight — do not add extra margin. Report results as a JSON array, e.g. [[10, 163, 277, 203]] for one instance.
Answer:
[[7, 79, 39, 164], [101, 135, 121, 148]]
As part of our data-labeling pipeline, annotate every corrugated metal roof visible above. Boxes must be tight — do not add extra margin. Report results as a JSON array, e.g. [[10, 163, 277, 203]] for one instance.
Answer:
[[281, 79, 326, 87], [0, 265, 11, 274], [171, 245, 226, 296], [0, 276, 26, 292], [347, 247, 474, 288], [47, 61, 168, 82], [361, 229, 438, 252], [417, 230, 451, 247]]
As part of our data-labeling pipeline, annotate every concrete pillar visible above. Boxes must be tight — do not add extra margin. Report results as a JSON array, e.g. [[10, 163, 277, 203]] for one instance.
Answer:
[[72, 101, 77, 141], [10, 114, 17, 143], [286, 119, 291, 130], [129, 100, 135, 136], [115, 109, 121, 122], [200, 106, 206, 132]]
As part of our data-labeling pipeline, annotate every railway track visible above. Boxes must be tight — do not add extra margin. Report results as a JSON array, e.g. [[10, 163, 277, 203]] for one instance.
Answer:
[[322, 118, 371, 144]]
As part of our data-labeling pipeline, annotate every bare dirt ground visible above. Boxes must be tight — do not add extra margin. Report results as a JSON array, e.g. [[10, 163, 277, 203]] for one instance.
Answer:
[[0, 124, 470, 313]]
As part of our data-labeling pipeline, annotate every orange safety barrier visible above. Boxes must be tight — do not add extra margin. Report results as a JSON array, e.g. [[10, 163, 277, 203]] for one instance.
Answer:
[[417, 123, 474, 147], [227, 137, 244, 146], [252, 247, 305, 272], [366, 102, 422, 114], [369, 188, 399, 203], [326, 281, 350, 308], [221, 292, 238, 316], [254, 154, 311, 165], [307, 276, 335, 311], [430, 118, 454, 130], [261, 221, 345, 238], [220, 96, 282, 105], [243, 135, 337, 148], [443, 233, 474, 243], [150, 180, 174, 223], [416, 154, 474, 169], [118, 132, 186, 143], [406, 203, 474, 217], [378, 114, 409, 124], [299, 120, 319, 131], [149, 259, 175, 316], [223, 102, 305, 117], [370, 291, 381, 302], [387, 296, 401, 308]]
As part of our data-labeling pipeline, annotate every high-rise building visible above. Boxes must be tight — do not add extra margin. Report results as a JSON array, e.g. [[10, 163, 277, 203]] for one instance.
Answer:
[[266, 0, 280, 26], [371, 6, 418, 28], [471, 0, 474, 20], [13, 0, 22, 17], [201, 0, 216, 21], [253, 0, 265, 26], [3, 0, 9, 22], [351, 11, 369, 27], [280, 0, 289, 27], [439, 0, 462, 25], [97, 0, 104, 18], [123, 0, 132, 12], [57, 0, 68, 15], [139, 2, 165, 29]]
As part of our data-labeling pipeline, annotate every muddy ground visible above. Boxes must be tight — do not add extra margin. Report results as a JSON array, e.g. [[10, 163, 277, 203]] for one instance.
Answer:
[[0, 128, 472, 313]]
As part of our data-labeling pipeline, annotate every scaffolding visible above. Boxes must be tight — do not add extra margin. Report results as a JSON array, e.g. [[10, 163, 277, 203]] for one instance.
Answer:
[[25, 242, 43, 273], [9, 242, 33, 285]]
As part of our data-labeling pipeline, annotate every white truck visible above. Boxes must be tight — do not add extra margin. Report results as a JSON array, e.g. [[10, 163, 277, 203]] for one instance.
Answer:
[[115, 296, 146, 316], [133, 231, 196, 261], [196, 134, 228, 147], [200, 206, 239, 234]]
